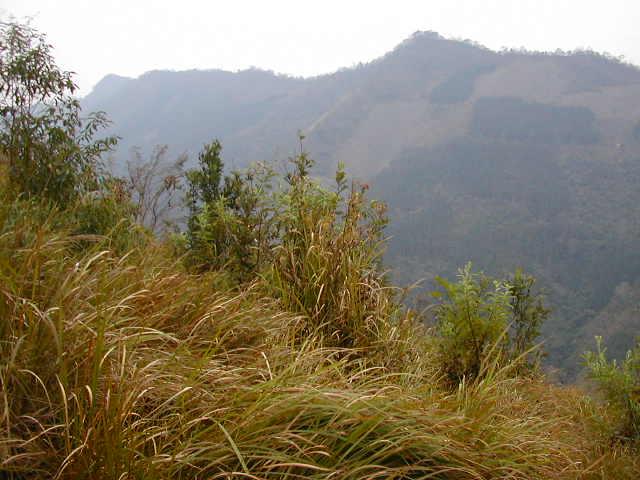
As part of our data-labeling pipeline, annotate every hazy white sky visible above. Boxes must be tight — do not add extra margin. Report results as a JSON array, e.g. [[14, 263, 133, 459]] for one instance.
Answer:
[[3, 0, 640, 95]]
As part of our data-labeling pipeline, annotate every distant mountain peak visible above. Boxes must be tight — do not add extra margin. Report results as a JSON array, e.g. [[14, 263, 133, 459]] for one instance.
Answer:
[[84, 74, 132, 102], [92, 73, 132, 90]]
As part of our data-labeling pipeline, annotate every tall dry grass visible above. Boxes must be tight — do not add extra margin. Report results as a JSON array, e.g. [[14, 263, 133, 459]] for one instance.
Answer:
[[0, 199, 638, 479]]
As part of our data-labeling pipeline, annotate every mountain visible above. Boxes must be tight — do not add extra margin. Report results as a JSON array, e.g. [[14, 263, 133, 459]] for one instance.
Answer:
[[83, 31, 640, 378]]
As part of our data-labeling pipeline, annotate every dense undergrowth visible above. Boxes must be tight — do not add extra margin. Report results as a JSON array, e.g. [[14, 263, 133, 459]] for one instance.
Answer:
[[0, 184, 638, 479], [1, 19, 640, 479]]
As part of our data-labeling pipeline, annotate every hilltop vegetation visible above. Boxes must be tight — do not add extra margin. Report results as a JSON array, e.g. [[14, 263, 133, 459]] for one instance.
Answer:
[[2, 20, 640, 479]]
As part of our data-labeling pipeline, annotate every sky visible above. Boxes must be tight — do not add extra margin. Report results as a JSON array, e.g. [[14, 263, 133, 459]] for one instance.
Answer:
[[3, 0, 640, 96]]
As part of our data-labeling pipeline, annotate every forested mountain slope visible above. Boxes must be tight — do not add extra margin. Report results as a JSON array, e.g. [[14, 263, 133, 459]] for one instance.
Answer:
[[84, 31, 640, 377]]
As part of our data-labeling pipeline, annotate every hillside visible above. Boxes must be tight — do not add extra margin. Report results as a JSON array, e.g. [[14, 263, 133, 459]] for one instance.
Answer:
[[84, 32, 640, 177], [83, 31, 640, 376], [3, 19, 640, 476]]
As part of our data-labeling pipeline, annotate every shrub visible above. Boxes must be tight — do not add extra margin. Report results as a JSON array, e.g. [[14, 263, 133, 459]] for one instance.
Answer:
[[435, 264, 512, 382], [265, 148, 392, 349], [508, 268, 549, 367], [185, 140, 277, 278], [70, 187, 148, 254], [434, 264, 548, 383], [584, 336, 640, 442], [185, 136, 395, 348]]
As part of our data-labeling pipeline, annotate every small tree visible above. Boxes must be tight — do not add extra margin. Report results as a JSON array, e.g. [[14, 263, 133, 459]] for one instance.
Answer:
[[508, 269, 549, 368], [434, 264, 549, 383], [0, 20, 116, 205], [435, 264, 512, 382], [185, 140, 276, 277], [186, 140, 224, 213]]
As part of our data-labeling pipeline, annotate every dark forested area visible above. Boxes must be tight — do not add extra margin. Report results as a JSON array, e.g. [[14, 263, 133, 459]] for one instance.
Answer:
[[373, 137, 640, 377]]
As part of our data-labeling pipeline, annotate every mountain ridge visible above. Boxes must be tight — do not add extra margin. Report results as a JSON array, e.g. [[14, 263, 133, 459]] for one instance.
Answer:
[[84, 31, 640, 177], [83, 31, 640, 377]]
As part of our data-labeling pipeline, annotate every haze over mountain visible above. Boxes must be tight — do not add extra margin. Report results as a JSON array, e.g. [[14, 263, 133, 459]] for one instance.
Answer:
[[83, 31, 640, 378]]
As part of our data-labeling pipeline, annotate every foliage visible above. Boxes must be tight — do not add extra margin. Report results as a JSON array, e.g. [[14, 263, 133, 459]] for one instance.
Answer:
[[70, 187, 147, 254], [185, 140, 277, 278], [0, 21, 117, 205], [183, 137, 396, 351], [182, 135, 398, 349], [266, 148, 393, 349], [471, 97, 600, 145], [79, 28, 640, 380], [434, 264, 549, 382], [185, 140, 225, 268], [430, 64, 496, 104], [435, 264, 512, 382], [508, 268, 550, 367], [186, 140, 224, 210], [376, 134, 640, 380], [584, 336, 640, 442], [1, 24, 639, 477]]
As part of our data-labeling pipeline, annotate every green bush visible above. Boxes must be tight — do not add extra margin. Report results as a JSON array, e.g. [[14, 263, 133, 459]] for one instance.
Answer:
[[70, 189, 148, 254], [434, 264, 548, 383], [184, 137, 395, 349], [185, 140, 277, 279], [584, 336, 640, 442]]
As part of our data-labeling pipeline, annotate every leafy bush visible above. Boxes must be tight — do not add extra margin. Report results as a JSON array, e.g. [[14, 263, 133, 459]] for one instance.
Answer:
[[584, 336, 640, 441], [434, 264, 549, 382], [184, 137, 395, 349], [435, 264, 512, 381], [70, 187, 148, 254], [508, 268, 549, 367], [185, 140, 276, 278]]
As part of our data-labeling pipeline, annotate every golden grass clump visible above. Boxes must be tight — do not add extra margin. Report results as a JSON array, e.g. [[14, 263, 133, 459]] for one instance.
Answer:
[[0, 200, 638, 479]]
